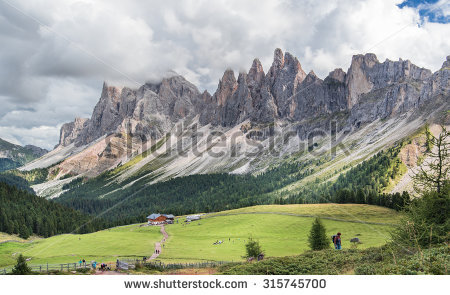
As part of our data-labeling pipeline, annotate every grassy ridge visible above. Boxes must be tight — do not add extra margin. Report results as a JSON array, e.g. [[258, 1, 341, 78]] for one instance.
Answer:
[[205, 204, 400, 224]]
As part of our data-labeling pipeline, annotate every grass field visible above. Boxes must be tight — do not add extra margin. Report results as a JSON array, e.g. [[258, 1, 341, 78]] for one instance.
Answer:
[[0, 224, 161, 267], [0, 204, 401, 268], [159, 213, 395, 263], [205, 204, 401, 224], [0, 232, 41, 243]]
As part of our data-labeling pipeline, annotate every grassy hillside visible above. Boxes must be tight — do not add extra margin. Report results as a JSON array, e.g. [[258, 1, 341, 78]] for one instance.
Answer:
[[205, 204, 401, 224], [0, 224, 161, 267], [54, 141, 409, 226], [0, 204, 399, 268], [160, 214, 393, 263]]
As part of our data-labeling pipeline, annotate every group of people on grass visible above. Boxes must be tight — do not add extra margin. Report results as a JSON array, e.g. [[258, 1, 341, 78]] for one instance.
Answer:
[[77, 258, 111, 271]]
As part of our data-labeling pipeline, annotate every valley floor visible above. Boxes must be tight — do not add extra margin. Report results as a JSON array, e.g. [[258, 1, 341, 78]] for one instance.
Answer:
[[0, 204, 399, 271]]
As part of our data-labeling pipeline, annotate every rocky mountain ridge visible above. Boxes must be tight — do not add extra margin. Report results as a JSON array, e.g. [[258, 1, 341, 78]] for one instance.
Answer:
[[58, 49, 448, 150], [0, 138, 48, 171], [22, 50, 449, 183]]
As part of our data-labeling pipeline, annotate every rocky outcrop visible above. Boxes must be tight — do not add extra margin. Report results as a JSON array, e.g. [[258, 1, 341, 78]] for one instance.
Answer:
[[59, 117, 89, 147], [59, 76, 201, 148], [419, 56, 450, 103], [54, 49, 448, 177], [347, 54, 436, 126]]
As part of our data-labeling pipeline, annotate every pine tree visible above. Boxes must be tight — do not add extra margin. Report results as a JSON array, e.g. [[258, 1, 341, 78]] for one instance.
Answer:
[[12, 254, 31, 275], [414, 126, 449, 194], [308, 218, 330, 250], [245, 238, 263, 258]]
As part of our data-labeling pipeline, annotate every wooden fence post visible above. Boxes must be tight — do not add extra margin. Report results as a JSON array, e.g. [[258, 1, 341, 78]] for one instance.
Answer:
[[60, 264, 63, 271], [47, 263, 48, 272], [40, 265, 42, 272]]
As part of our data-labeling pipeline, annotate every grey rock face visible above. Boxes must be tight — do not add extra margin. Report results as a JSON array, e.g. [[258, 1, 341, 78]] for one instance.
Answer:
[[268, 50, 307, 118], [346, 53, 437, 127], [59, 75, 201, 147], [57, 50, 448, 154], [59, 117, 89, 146], [419, 56, 450, 104]]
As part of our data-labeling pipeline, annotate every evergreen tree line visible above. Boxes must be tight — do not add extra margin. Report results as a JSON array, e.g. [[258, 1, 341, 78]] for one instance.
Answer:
[[275, 144, 411, 210], [56, 144, 409, 225], [0, 182, 109, 239], [55, 161, 317, 223]]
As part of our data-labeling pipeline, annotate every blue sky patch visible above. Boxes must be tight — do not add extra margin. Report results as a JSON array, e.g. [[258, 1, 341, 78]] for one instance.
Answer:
[[398, 0, 449, 24]]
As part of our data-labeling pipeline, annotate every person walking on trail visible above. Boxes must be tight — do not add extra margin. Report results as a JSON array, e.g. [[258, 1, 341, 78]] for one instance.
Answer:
[[333, 232, 342, 250], [79, 259, 82, 266]]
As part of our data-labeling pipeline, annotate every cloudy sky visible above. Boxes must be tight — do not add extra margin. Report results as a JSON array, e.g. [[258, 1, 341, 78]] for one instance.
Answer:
[[0, 0, 449, 150]]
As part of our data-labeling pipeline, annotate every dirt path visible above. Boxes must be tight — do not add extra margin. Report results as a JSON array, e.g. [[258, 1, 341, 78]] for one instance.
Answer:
[[149, 225, 169, 260]]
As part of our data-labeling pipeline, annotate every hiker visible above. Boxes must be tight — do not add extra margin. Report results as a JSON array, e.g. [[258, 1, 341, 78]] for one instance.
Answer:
[[82, 259, 86, 264], [79, 259, 82, 266], [333, 232, 342, 250], [92, 261, 97, 270]]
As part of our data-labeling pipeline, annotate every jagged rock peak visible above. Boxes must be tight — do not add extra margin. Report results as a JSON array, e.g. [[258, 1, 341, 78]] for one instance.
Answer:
[[284, 52, 303, 71], [237, 72, 248, 83], [214, 69, 238, 106], [327, 68, 346, 82], [250, 58, 264, 73], [247, 58, 265, 88], [101, 81, 123, 102], [442, 56, 450, 68], [201, 90, 212, 102], [273, 48, 285, 69], [59, 117, 89, 147], [350, 53, 379, 68], [303, 70, 320, 84]]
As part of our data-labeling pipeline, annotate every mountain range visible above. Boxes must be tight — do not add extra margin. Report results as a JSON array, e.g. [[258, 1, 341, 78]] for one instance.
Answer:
[[0, 138, 48, 172], [17, 49, 449, 201]]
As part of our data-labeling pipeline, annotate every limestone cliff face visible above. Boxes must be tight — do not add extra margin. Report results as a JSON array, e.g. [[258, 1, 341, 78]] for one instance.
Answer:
[[59, 75, 201, 148], [56, 49, 449, 177], [347, 54, 435, 126], [59, 117, 89, 147], [59, 50, 447, 147], [419, 56, 450, 103]]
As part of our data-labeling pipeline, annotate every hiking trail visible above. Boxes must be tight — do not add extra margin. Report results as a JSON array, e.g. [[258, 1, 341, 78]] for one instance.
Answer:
[[149, 225, 169, 260]]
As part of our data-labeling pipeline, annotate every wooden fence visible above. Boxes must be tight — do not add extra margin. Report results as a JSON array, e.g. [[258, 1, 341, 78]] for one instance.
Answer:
[[0, 262, 91, 274], [0, 259, 231, 274], [118, 258, 230, 270]]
